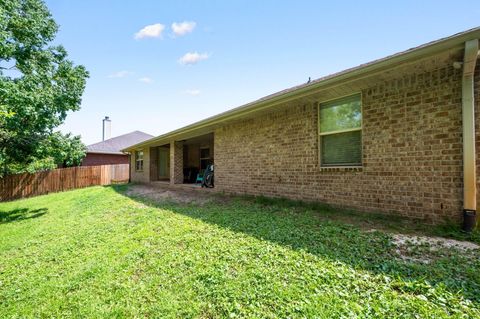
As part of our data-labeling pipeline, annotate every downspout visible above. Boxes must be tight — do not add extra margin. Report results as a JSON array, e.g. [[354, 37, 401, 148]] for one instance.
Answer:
[[462, 39, 479, 231]]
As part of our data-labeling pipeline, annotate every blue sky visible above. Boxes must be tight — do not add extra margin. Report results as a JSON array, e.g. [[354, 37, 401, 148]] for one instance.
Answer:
[[47, 0, 480, 144]]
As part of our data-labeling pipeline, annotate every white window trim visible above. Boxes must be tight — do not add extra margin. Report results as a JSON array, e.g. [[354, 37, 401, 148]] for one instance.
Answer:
[[317, 92, 363, 168], [319, 127, 362, 136]]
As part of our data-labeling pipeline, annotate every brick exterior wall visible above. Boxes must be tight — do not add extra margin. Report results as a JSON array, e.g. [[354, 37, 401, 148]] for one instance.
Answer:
[[184, 141, 214, 168], [185, 145, 200, 167], [82, 153, 129, 166], [129, 56, 479, 224], [130, 148, 150, 183], [214, 62, 478, 223]]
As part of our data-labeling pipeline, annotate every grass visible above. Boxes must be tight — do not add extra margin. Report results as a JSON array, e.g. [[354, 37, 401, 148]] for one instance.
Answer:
[[251, 195, 480, 244], [0, 185, 479, 318]]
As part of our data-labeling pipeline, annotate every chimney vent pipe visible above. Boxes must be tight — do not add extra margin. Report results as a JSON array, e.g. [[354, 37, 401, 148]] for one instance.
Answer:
[[102, 116, 111, 141]]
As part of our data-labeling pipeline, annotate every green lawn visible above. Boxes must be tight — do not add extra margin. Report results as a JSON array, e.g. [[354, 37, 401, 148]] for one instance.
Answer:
[[0, 185, 479, 318]]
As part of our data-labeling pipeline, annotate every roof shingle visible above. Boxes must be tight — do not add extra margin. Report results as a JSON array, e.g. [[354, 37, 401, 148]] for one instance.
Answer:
[[87, 131, 153, 154]]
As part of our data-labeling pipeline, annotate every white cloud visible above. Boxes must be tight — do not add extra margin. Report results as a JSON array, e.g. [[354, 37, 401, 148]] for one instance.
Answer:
[[108, 70, 132, 78], [134, 23, 165, 39], [138, 77, 153, 83], [178, 52, 209, 65], [171, 21, 196, 36], [184, 89, 201, 96]]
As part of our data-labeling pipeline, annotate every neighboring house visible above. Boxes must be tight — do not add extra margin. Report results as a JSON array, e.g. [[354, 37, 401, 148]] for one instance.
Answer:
[[83, 131, 153, 166], [123, 27, 480, 225]]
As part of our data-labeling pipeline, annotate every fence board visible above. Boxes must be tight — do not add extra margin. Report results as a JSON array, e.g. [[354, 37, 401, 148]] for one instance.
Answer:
[[0, 164, 129, 202]]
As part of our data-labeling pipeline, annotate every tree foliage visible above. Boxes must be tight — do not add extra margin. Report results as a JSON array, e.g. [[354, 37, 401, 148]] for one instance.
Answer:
[[0, 0, 89, 176]]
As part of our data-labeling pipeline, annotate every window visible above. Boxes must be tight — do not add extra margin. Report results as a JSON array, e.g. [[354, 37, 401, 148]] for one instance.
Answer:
[[135, 150, 144, 171], [319, 94, 362, 166]]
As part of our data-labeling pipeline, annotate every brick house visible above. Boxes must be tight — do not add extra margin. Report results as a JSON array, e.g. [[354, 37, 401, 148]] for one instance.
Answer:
[[83, 131, 153, 166], [123, 28, 480, 225]]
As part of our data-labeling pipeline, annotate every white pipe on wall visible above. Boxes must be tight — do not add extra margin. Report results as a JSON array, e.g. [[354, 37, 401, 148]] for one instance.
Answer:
[[462, 39, 479, 221]]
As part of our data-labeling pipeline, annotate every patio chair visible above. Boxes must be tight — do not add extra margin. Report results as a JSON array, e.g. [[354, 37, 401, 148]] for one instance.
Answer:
[[195, 169, 205, 185]]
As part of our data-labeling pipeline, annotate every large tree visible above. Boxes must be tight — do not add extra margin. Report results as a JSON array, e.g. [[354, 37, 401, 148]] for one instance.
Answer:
[[0, 0, 89, 176]]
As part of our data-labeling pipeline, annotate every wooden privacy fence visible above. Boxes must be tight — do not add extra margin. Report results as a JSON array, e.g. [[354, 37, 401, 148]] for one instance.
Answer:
[[0, 164, 129, 202]]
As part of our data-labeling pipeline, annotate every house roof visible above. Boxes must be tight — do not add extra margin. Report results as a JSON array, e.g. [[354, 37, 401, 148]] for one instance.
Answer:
[[123, 27, 480, 152], [87, 131, 154, 155]]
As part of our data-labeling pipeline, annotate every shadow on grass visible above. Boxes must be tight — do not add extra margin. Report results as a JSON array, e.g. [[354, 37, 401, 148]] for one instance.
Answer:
[[0, 207, 48, 224], [113, 185, 480, 304], [252, 195, 480, 243]]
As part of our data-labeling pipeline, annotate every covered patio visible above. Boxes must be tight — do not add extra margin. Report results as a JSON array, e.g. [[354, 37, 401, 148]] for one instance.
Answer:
[[146, 133, 214, 187]]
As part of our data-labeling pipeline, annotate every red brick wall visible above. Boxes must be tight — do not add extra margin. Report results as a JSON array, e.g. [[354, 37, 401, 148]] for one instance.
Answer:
[[214, 62, 474, 223], [82, 153, 129, 166]]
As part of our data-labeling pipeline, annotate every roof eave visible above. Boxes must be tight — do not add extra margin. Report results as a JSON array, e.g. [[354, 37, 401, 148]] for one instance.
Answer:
[[87, 150, 126, 155], [123, 27, 480, 152]]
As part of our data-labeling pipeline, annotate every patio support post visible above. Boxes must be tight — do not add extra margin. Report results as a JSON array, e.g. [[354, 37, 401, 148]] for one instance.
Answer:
[[170, 140, 184, 185]]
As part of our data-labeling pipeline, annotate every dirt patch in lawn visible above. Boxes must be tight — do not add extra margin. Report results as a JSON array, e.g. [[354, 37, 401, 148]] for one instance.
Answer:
[[391, 233, 479, 251], [125, 183, 222, 205], [390, 233, 479, 264]]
